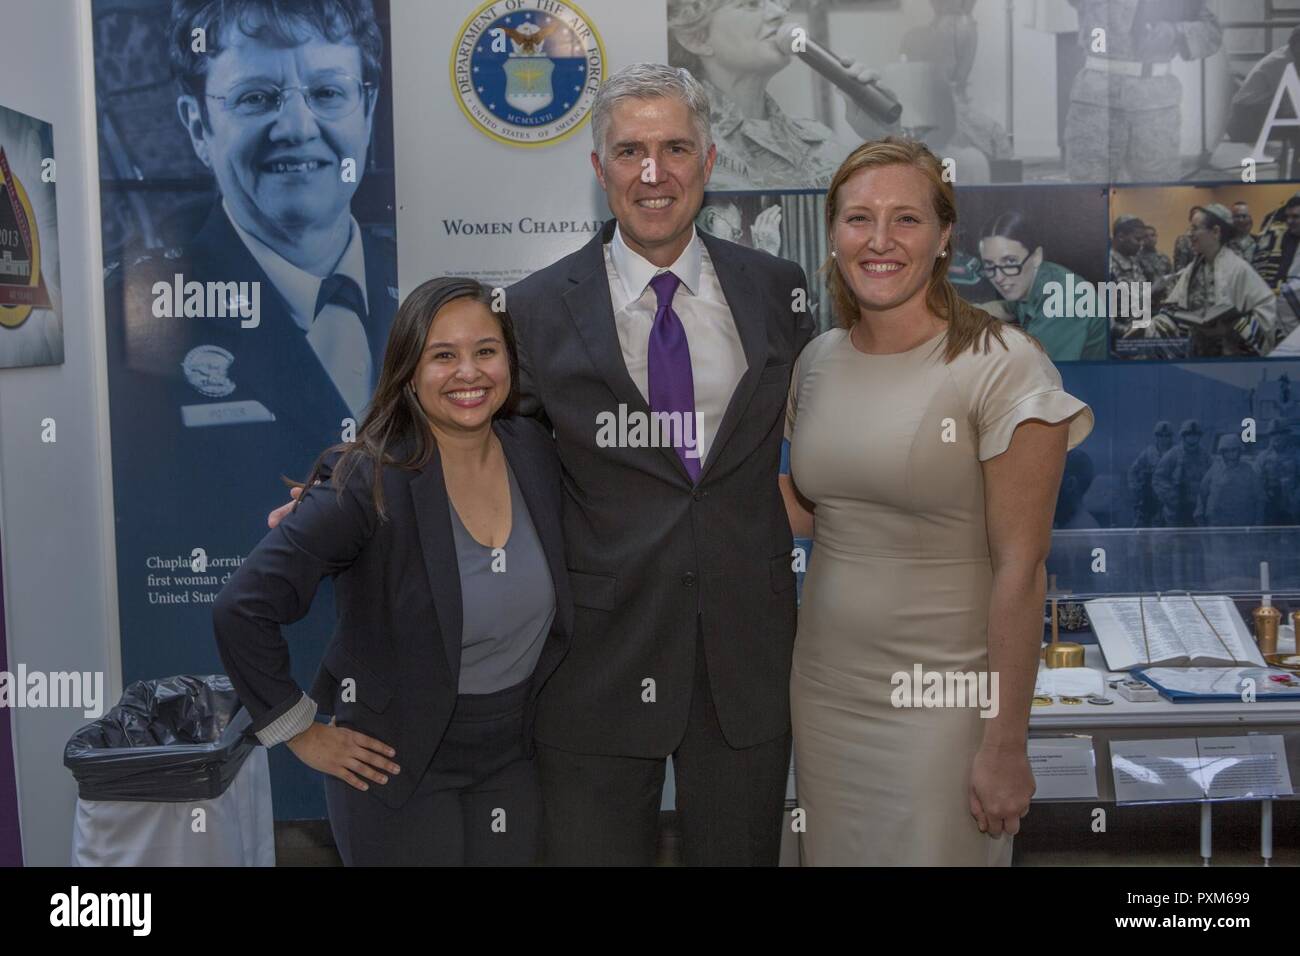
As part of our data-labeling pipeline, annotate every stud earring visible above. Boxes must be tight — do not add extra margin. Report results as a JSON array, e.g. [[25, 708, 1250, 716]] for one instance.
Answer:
[[938, 250, 947, 258], [831, 250, 838, 258]]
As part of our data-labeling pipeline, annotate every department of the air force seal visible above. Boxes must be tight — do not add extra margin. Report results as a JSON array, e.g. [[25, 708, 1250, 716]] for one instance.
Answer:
[[451, 0, 604, 147], [182, 345, 237, 398]]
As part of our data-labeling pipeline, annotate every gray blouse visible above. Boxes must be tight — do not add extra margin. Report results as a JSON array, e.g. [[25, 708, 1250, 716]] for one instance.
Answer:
[[448, 461, 556, 695]]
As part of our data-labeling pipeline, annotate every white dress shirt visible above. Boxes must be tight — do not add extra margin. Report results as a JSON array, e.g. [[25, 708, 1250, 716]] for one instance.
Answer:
[[225, 203, 373, 418], [604, 225, 746, 467]]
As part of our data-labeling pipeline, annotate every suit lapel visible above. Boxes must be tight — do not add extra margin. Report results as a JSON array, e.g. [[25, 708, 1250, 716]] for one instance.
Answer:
[[497, 422, 573, 638], [698, 229, 767, 482], [409, 443, 464, 680], [563, 222, 691, 483]]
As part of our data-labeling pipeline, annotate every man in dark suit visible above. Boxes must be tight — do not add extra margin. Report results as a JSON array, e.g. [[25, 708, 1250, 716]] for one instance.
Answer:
[[101, 0, 397, 812], [507, 63, 814, 865]]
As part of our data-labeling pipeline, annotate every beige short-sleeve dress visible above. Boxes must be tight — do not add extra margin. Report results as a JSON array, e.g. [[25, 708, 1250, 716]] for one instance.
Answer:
[[785, 326, 1093, 866]]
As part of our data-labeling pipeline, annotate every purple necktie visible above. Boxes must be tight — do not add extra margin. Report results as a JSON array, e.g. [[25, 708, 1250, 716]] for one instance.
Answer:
[[647, 271, 700, 482]]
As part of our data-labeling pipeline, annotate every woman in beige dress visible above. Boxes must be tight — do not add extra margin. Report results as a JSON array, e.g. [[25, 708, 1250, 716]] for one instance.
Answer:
[[781, 138, 1093, 866]]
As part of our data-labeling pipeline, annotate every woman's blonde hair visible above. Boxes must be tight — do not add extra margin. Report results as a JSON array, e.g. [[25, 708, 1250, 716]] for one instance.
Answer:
[[824, 136, 1032, 363]]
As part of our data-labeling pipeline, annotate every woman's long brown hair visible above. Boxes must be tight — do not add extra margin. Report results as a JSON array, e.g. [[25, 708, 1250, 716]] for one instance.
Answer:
[[292, 277, 520, 520], [824, 136, 1037, 363]]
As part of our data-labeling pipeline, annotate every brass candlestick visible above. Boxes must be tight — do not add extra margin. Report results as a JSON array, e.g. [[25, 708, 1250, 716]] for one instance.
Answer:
[[1254, 605, 1281, 656], [1044, 584, 1084, 669]]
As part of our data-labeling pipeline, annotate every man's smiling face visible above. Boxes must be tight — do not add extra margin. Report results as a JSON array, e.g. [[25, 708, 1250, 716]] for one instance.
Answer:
[[590, 95, 715, 265], [179, 19, 374, 243]]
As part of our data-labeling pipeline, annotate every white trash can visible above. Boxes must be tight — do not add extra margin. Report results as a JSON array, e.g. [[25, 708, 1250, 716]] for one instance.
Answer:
[[65, 675, 275, 866]]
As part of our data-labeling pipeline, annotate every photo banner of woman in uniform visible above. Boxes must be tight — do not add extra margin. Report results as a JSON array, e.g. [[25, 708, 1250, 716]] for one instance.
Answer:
[[94, 0, 399, 819], [664, 0, 1300, 187], [953, 183, 1110, 362]]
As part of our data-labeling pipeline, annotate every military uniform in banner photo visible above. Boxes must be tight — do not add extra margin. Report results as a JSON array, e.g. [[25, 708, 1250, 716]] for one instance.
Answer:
[[93, 0, 399, 823], [1064, 0, 1221, 184], [103, 203, 399, 674]]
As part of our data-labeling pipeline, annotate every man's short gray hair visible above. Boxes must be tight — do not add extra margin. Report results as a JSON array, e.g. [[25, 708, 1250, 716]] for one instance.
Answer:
[[590, 62, 713, 159]]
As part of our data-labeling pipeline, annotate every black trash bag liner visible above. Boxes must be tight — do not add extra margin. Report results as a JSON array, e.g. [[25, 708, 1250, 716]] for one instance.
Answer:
[[63, 675, 256, 802]]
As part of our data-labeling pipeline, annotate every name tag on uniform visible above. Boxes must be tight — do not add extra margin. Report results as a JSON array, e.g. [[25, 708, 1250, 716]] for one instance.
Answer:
[[180, 400, 276, 428]]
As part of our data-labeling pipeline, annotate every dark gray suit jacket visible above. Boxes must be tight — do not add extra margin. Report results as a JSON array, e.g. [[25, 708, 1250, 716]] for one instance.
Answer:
[[508, 218, 814, 756], [213, 417, 572, 809]]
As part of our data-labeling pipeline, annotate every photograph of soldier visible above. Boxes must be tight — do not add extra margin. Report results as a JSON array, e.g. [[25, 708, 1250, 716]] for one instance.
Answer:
[[1031, 1, 1300, 184], [1252, 191, 1300, 287], [1172, 222, 1195, 272], [1198, 432, 1265, 586], [93, 0, 397, 820], [1162, 203, 1275, 355], [1047, 359, 1300, 594], [1109, 214, 1149, 285], [1151, 417, 1210, 583], [944, 183, 1108, 360], [1063, 0, 1222, 184], [1109, 183, 1300, 358], [666, 0, 894, 189], [972, 205, 1109, 361], [1108, 213, 1170, 315], [895, 0, 1013, 172], [1253, 192, 1300, 352], [1196, 432, 1263, 526], [663, 1, 1300, 187], [1229, 200, 1257, 262], [1140, 223, 1173, 277], [666, 0, 1014, 189], [1128, 419, 1174, 526], [1255, 419, 1300, 525]]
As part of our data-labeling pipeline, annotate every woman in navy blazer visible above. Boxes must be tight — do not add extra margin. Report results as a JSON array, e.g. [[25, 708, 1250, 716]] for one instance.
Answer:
[[213, 277, 571, 865]]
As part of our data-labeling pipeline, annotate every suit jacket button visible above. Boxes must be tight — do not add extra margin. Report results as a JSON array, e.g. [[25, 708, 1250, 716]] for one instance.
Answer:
[[681, 572, 696, 587], [693, 489, 706, 501]]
